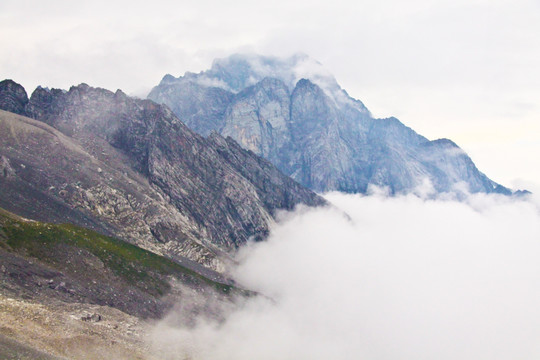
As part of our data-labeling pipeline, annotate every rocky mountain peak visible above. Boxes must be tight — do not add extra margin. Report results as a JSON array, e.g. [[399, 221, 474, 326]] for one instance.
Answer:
[[160, 73, 177, 84], [148, 53, 520, 195], [207, 53, 340, 95], [0, 79, 325, 272], [292, 78, 328, 102], [0, 79, 28, 115], [294, 78, 315, 88]]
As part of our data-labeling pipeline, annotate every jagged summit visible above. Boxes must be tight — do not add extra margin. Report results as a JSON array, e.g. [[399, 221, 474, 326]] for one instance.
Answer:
[[207, 53, 333, 92], [0, 79, 28, 115], [152, 54, 368, 110], [0, 80, 325, 272], [148, 53, 517, 195]]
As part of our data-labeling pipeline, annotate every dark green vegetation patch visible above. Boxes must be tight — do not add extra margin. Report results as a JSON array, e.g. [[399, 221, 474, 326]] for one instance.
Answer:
[[0, 208, 235, 318]]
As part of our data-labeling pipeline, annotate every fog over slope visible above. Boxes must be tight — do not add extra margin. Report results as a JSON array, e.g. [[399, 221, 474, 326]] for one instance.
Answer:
[[153, 189, 540, 360]]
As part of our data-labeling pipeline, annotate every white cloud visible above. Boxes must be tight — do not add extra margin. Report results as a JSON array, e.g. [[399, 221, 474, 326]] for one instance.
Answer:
[[193, 76, 232, 92], [152, 191, 540, 359]]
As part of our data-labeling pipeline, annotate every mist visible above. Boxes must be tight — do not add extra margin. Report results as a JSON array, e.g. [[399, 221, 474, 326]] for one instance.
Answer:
[[152, 190, 540, 359]]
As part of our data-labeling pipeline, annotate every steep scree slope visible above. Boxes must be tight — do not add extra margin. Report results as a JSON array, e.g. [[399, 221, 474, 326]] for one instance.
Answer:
[[0, 80, 325, 271]]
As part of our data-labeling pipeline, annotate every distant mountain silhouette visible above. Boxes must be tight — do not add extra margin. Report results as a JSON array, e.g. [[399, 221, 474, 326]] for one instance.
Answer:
[[149, 54, 515, 195]]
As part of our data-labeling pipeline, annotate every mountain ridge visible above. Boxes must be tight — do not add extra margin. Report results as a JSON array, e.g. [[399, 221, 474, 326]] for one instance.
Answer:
[[0, 79, 326, 272], [148, 53, 519, 195]]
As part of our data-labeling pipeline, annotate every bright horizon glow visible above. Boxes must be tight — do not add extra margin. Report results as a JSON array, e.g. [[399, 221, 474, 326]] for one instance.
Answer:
[[1, 0, 539, 188]]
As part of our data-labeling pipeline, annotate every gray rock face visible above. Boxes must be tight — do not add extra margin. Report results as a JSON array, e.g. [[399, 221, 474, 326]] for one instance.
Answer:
[[147, 75, 233, 136], [0, 80, 28, 116], [0, 81, 325, 271], [222, 78, 294, 172], [148, 53, 514, 195]]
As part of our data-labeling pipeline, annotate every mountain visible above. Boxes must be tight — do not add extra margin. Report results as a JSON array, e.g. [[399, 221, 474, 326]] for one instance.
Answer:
[[0, 206, 241, 359], [148, 54, 514, 195], [0, 79, 325, 272], [0, 207, 233, 319]]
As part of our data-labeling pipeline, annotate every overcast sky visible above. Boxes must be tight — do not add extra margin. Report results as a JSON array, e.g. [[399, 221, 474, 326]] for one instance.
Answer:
[[1, 0, 538, 187]]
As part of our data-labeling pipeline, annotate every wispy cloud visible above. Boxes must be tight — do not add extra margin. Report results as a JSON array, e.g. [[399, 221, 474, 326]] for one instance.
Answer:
[[151, 190, 540, 359]]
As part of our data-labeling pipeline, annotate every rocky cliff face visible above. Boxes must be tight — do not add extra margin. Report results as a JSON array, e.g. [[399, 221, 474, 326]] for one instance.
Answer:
[[0, 80, 28, 116], [148, 54, 513, 195], [147, 74, 233, 136], [0, 82, 325, 271]]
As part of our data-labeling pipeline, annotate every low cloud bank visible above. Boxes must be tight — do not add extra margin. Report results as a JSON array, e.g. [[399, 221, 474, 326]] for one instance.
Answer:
[[153, 191, 540, 360]]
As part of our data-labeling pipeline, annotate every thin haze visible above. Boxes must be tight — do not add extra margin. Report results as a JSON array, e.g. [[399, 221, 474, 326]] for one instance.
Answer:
[[153, 190, 540, 359], [1, 0, 539, 186]]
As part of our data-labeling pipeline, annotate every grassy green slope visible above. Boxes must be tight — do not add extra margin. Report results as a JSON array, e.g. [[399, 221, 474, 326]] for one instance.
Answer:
[[0, 208, 236, 318]]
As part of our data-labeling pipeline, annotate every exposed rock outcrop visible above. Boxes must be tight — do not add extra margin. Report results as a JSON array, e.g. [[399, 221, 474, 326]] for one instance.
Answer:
[[0, 81, 325, 271], [149, 54, 516, 195], [0, 80, 28, 116]]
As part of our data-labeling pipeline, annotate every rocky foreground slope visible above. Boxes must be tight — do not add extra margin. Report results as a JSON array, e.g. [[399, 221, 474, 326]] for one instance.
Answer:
[[0, 207, 237, 359], [149, 54, 516, 194], [0, 80, 325, 271], [0, 207, 234, 318]]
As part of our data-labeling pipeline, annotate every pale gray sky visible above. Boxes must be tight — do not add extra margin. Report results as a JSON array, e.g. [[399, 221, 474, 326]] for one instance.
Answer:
[[1, 0, 538, 187]]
